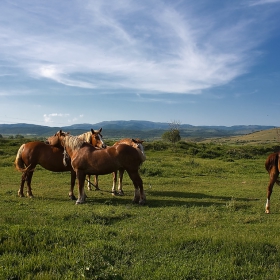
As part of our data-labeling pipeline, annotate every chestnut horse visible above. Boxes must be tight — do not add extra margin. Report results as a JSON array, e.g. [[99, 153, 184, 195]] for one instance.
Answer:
[[15, 128, 104, 199], [265, 152, 280, 213], [88, 138, 146, 195], [47, 130, 146, 205]]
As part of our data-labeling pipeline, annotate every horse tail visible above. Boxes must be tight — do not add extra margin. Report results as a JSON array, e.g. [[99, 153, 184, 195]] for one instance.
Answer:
[[15, 144, 31, 172], [265, 152, 279, 174]]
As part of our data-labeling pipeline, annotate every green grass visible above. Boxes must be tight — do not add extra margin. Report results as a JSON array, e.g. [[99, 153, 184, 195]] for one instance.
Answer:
[[1, 140, 280, 279]]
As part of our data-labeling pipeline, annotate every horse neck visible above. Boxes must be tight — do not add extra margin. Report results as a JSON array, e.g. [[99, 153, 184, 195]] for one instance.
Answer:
[[78, 132, 91, 143], [114, 138, 132, 146], [63, 135, 82, 157]]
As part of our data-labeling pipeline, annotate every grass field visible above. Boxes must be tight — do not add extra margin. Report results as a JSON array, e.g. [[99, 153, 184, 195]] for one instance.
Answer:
[[1, 138, 280, 279]]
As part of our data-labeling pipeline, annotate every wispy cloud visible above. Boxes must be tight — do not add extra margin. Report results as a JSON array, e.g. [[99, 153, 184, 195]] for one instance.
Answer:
[[249, 0, 280, 6], [0, 0, 278, 95]]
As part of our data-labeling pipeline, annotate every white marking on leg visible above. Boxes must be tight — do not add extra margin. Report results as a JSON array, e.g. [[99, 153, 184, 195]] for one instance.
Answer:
[[265, 199, 270, 213]]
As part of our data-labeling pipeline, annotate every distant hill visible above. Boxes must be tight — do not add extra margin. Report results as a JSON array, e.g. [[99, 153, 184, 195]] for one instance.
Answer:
[[201, 127, 280, 145], [0, 121, 276, 140]]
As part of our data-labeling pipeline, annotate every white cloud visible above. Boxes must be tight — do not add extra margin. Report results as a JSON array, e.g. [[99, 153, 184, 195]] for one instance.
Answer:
[[42, 113, 85, 125], [0, 0, 278, 95], [43, 113, 70, 124]]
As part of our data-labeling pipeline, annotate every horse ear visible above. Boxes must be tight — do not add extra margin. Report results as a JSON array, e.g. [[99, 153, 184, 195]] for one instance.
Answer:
[[91, 128, 94, 134], [99, 128, 102, 132], [132, 139, 136, 143]]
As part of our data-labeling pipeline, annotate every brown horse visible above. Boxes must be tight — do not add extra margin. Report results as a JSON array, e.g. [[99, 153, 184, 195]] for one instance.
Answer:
[[15, 128, 104, 199], [88, 138, 146, 195], [78, 129, 107, 190], [47, 130, 146, 205], [265, 152, 280, 213]]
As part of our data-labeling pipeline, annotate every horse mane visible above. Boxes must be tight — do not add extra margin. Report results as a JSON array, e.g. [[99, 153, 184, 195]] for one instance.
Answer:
[[77, 131, 92, 143], [65, 135, 85, 150]]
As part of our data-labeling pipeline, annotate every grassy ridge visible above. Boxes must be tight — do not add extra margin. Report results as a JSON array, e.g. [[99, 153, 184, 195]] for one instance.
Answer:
[[0, 139, 280, 279], [201, 127, 280, 145]]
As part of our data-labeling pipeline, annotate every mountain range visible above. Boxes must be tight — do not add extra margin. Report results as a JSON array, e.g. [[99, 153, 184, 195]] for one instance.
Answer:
[[0, 120, 275, 140]]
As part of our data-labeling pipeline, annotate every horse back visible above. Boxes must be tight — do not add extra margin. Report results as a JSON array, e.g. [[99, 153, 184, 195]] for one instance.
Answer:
[[20, 141, 72, 171], [114, 144, 142, 164]]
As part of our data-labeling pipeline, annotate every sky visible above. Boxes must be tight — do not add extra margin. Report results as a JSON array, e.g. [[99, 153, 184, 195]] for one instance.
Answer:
[[0, 0, 280, 127]]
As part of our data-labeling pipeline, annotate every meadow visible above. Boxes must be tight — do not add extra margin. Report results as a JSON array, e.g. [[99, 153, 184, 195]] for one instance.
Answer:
[[1, 138, 280, 279]]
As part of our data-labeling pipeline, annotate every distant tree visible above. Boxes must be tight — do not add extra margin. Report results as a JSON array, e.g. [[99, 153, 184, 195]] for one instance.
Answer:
[[162, 120, 181, 144], [15, 134, 24, 139], [0, 134, 3, 138]]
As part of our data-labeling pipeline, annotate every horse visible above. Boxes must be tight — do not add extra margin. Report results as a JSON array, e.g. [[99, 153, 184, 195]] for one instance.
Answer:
[[88, 138, 146, 195], [77, 129, 107, 191], [265, 152, 280, 213], [47, 130, 146, 205], [15, 128, 105, 200]]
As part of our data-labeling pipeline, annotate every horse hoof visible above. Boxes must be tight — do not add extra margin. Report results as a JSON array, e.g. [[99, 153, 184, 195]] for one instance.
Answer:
[[118, 191, 124, 196], [69, 195, 77, 201], [18, 190, 24, 197], [139, 199, 146, 205], [111, 191, 118, 196], [95, 187, 100, 191], [75, 200, 85, 204], [265, 210, 270, 214]]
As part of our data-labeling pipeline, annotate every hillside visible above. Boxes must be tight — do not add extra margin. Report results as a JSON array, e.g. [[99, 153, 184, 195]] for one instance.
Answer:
[[201, 128, 280, 145], [0, 121, 276, 140]]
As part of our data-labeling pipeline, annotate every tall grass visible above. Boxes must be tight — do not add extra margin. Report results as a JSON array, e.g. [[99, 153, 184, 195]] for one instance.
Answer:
[[0, 140, 279, 279]]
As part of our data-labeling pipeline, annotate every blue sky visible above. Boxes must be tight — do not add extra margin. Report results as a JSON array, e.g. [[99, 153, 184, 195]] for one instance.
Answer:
[[0, 0, 280, 127]]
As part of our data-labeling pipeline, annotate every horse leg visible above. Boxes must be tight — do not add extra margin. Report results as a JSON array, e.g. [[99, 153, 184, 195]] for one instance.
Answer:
[[118, 168, 125, 196], [69, 170, 77, 200], [94, 175, 100, 190], [87, 175, 92, 191], [26, 171, 34, 198], [127, 171, 146, 205], [76, 170, 87, 204], [18, 172, 27, 197], [86, 175, 100, 191], [111, 171, 118, 195], [266, 167, 279, 213]]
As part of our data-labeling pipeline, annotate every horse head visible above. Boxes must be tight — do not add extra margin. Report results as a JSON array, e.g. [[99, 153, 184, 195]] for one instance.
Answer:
[[131, 138, 146, 161], [46, 130, 69, 148], [132, 138, 144, 150], [90, 128, 106, 148]]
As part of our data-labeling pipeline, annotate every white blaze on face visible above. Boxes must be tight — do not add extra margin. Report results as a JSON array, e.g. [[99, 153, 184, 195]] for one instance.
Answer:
[[98, 134, 105, 147], [136, 143, 146, 162], [138, 143, 145, 155]]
